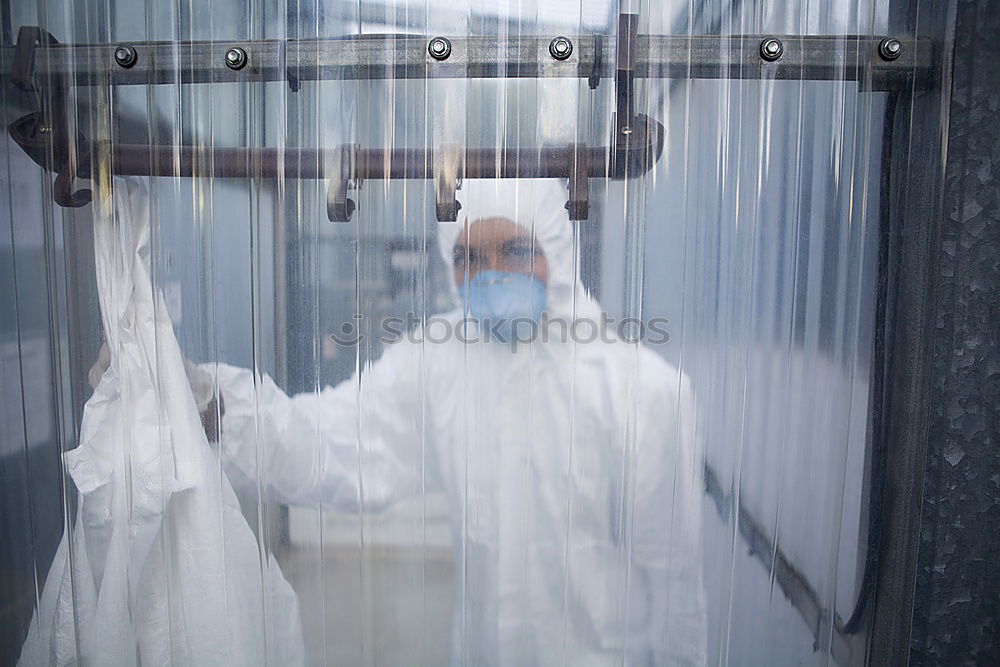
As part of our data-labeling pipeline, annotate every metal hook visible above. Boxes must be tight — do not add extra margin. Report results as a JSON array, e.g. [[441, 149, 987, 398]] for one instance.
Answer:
[[614, 14, 639, 139], [53, 163, 93, 207], [53, 139, 93, 208], [11, 26, 59, 92], [327, 143, 359, 222], [566, 143, 589, 220], [588, 35, 604, 90], [434, 143, 462, 222]]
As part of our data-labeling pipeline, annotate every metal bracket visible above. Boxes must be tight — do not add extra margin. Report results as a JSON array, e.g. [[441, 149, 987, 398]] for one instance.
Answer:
[[566, 143, 589, 220], [588, 34, 604, 90], [434, 143, 462, 222], [26, 15, 956, 218], [326, 143, 358, 221], [9, 112, 52, 166], [9, 29, 934, 91], [11, 26, 58, 91], [608, 14, 665, 181], [278, 41, 303, 92], [10, 112, 94, 208], [10, 27, 94, 208], [609, 112, 664, 180], [614, 14, 639, 140]]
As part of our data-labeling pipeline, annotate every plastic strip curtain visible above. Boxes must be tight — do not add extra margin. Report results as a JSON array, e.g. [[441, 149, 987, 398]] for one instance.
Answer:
[[0, 0, 947, 666]]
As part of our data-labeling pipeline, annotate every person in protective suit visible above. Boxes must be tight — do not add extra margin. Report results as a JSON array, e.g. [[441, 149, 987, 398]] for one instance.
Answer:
[[115, 178, 707, 666]]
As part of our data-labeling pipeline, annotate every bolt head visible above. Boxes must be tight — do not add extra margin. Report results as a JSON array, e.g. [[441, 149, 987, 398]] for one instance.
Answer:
[[760, 38, 783, 61], [549, 36, 573, 60], [114, 45, 137, 68], [879, 37, 902, 61], [428, 37, 452, 60], [225, 47, 248, 70]]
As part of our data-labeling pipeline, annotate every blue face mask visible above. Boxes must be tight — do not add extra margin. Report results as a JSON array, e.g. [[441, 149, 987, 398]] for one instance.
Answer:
[[459, 270, 547, 343]]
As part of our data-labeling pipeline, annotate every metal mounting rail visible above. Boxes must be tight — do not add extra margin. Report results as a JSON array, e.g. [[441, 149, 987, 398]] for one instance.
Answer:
[[6, 19, 667, 222], [12, 33, 933, 91], [704, 463, 865, 665], [4, 21, 937, 222]]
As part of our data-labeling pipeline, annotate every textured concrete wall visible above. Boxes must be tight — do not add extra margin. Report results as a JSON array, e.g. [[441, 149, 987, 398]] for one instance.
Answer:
[[910, 2, 1000, 664]]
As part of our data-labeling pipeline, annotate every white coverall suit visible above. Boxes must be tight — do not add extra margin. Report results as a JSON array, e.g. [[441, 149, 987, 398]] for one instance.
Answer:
[[212, 179, 707, 666]]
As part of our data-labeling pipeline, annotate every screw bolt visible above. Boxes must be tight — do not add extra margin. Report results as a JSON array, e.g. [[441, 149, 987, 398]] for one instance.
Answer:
[[225, 47, 248, 71], [428, 37, 452, 61], [878, 37, 902, 61], [760, 38, 783, 62], [549, 36, 573, 60], [114, 45, 137, 69]]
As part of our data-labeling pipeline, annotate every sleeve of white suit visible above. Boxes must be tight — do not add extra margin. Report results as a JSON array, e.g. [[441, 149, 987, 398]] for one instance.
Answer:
[[206, 340, 436, 512], [630, 357, 707, 667]]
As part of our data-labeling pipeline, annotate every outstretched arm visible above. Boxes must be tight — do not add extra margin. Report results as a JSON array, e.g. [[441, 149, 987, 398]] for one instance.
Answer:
[[207, 340, 435, 512]]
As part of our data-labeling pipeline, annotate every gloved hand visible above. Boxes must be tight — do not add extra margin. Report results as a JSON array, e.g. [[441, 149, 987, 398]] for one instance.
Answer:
[[88, 342, 224, 441], [87, 342, 111, 392]]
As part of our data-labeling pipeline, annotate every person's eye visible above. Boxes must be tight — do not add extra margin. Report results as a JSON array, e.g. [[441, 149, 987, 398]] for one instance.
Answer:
[[505, 245, 539, 260], [453, 249, 478, 268]]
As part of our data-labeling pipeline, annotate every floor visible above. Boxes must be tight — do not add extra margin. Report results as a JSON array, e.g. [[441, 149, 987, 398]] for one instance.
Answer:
[[279, 498, 455, 666]]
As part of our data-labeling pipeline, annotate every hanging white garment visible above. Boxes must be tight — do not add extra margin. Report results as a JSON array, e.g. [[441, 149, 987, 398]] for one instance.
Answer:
[[18, 178, 304, 667]]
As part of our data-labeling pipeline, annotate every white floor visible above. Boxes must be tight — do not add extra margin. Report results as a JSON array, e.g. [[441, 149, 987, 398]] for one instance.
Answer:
[[280, 497, 455, 666]]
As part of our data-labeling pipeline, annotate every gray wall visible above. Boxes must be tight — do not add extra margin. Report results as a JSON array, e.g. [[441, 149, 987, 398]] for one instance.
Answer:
[[910, 1, 1000, 663]]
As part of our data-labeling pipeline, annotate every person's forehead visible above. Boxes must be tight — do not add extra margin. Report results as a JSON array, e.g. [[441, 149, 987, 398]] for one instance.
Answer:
[[457, 217, 535, 246]]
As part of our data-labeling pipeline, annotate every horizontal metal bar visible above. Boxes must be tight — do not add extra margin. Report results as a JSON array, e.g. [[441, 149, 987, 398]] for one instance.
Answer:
[[91, 144, 612, 180], [703, 464, 862, 665], [16, 33, 933, 91]]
